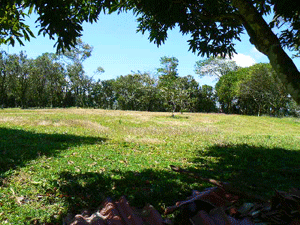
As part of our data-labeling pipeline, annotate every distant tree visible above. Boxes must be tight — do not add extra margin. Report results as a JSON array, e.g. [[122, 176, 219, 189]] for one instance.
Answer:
[[113, 74, 143, 110], [215, 70, 243, 114], [29, 53, 66, 107], [98, 79, 117, 109], [238, 64, 291, 116], [61, 38, 95, 107], [61, 38, 93, 64], [66, 62, 93, 107], [216, 63, 293, 116], [1, 0, 300, 103], [157, 56, 179, 77], [5, 52, 31, 108], [196, 85, 218, 113], [132, 72, 160, 112], [195, 56, 239, 80], [95, 66, 105, 75], [0, 51, 8, 107], [176, 75, 200, 112], [112, 72, 157, 111], [157, 56, 197, 115]]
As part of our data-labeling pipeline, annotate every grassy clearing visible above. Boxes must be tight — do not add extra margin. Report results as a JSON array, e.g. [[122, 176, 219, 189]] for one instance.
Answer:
[[0, 108, 300, 224]]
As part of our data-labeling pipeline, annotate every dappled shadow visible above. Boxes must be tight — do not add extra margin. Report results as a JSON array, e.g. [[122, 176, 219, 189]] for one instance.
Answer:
[[189, 144, 300, 197], [0, 127, 107, 175], [44, 144, 300, 223], [52, 168, 197, 223]]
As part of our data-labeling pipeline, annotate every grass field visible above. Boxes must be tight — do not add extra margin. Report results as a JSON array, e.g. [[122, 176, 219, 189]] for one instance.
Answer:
[[0, 108, 300, 224]]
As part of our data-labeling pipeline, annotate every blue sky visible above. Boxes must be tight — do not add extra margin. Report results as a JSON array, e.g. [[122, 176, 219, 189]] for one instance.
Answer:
[[2, 11, 300, 87]]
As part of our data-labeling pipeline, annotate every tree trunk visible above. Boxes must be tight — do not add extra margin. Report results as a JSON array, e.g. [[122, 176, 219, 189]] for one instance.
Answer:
[[232, 0, 300, 104]]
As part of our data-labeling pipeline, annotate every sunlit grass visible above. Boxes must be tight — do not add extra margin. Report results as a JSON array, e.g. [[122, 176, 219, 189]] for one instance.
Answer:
[[0, 108, 299, 224]]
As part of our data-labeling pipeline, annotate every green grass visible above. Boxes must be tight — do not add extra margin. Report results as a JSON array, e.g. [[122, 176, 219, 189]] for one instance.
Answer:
[[0, 108, 300, 224]]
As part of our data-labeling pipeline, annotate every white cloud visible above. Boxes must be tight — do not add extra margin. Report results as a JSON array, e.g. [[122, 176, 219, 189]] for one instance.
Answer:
[[250, 47, 265, 59], [232, 53, 256, 67]]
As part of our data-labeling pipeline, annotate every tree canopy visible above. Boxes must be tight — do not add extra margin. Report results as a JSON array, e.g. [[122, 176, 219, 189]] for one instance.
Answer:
[[194, 56, 239, 80], [0, 50, 219, 113], [1, 0, 300, 103], [215, 63, 296, 116]]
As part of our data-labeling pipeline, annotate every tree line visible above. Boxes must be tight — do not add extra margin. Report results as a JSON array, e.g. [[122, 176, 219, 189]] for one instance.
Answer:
[[2, 0, 300, 105], [0, 45, 217, 113], [0, 44, 299, 116]]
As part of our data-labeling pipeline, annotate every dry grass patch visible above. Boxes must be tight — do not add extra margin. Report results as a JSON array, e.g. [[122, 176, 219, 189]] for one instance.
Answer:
[[186, 125, 219, 135], [76, 120, 110, 133], [53, 119, 110, 132], [124, 136, 162, 144], [0, 116, 28, 125], [155, 119, 191, 127], [127, 126, 167, 137], [126, 123, 219, 141]]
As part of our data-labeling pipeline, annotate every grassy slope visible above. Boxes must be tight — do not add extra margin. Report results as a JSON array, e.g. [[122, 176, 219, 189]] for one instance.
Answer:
[[0, 108, 299, 224]]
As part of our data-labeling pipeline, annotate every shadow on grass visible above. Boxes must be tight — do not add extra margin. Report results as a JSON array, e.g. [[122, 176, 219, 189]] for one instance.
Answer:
[[189, 144, 300, 197], [53, 169, 196, 219], [48, 144, 300, 223], [0, 127, 107, 175]]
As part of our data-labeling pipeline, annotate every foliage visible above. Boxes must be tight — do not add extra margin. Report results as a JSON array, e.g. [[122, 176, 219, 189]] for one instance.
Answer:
[[0, 4, 35, 46], [0, 39, 97, 108], [0, 108, 299, 224], [216, 63, 295, 116], [0, 51, 9, 107], [194, 56, 239, 80], [29, 53, 66, 107], [1, 0, 300, 103], [238, 64, 291, 116], [95, 66, 105, 75], [196, 85, 218, 113], [2, 49, 300, 116], [91, 79, 117, 109], [216, 69, 243, 114], [113, 72, 157, 111], [5, 51, 32, 108], [61, 38, 94, 107], [157, 56, 198, 115], [0, 0, 298, 56], [61, 38, 93, 64]]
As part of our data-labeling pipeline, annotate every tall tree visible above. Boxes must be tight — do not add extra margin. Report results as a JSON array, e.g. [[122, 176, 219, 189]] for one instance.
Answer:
[[112, 72, 157, 111], [216, 63, 293, 116], [157, 56, 179, 77], [66, 62, 93, 107], [157, 56, 180, 115], [157, 56, 196, 115], [215, 70, 241, 114], [195, 56, 239, 80], [238, 64, 291, 116], [196, 85, 218, 113], [62, 38, 93, 64], [92, 79, 116, 109], [1, 0, 300, 103], [0, 51, 8, 107], [5, 51, 31, 108], [29, 53, 66, 107], [62, 38, 94, 107]]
